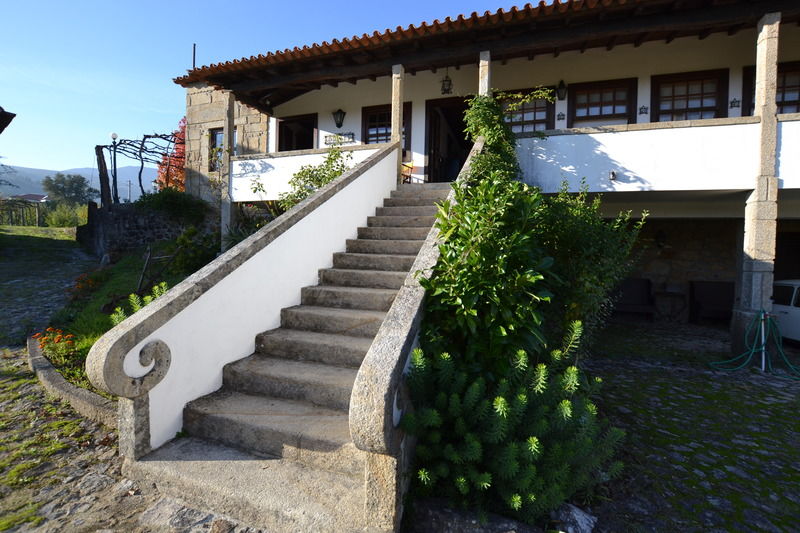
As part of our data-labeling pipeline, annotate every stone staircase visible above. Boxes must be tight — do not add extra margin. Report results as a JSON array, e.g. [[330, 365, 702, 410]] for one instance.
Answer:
[[125, 183, 450, 532]]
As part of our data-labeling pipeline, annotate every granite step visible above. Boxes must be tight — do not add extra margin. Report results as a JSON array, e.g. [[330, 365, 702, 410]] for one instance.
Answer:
[[256, 328, 372, 368], [183, 392, 365, 477], [345, 238, 424, 255], [332, 252, 416, 272], [366, 215, 437, 228], [390, 187, 450, 199], [301, 284, 397, 311], [375, 205, 438, 217], [318, 268, 407, 289], [357, 226, 430, 240], [125, 438, 364, 533], [383, 196, 446, 207], [280, 305, 386, 337], [223, 356, 357, 410]]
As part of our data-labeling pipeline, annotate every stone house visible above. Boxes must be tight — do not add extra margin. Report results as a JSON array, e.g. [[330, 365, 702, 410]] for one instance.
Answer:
[[87, 2, 800, 531], [175, 0, 800, 335]]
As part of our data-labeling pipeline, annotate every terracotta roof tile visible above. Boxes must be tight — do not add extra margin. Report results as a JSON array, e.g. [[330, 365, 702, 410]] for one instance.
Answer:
[[174, 0, 622, 86]]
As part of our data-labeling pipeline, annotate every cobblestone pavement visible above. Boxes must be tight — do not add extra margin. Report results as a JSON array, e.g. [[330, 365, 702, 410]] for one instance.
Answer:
[[0, 227, 94, 346], [584, 323, 800, 533], [0, 348, 262, 533]]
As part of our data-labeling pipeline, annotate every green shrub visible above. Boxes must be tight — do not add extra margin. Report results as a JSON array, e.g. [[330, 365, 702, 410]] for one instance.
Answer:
[[45, 203, 87, 227], [111, 282, 169, 326], [403, 325, 624, 522], [168, 226, 218, 275], [278, 145, 352, 210], [223, 202, 282, 249], [405, 90, 642, 524], [135, 187, 208, 226]]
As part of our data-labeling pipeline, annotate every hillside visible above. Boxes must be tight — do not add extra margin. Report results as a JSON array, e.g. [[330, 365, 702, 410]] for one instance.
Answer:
[[0, 165, 158, 201]]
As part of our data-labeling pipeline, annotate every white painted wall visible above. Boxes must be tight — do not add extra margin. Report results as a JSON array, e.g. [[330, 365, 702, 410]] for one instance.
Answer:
[[778, 119, 800, 190], [268, 25, 800, 184], [231, 148, 378, 201], [517, 122, 761, 193], [119, 147, 400, 450]]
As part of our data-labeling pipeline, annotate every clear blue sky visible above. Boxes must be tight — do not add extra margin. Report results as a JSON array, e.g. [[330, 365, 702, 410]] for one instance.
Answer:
[[0, 0, 514, 171]]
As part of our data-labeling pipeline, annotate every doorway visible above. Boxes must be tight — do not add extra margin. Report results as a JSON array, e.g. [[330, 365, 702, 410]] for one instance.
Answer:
[[277, 113, 317, 152], [425, 97, 471, 182]]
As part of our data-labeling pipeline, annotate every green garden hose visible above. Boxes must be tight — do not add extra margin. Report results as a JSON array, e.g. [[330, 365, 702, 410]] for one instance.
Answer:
[[710, 309, 800, 379]]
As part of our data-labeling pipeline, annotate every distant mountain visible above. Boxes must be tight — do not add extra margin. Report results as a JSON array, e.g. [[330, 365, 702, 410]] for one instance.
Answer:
[[0, 165, 159, 201]]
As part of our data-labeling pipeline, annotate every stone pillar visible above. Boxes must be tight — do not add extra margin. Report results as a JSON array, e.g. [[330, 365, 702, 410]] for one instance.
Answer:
[[731, 12, 780, 353], [478, 50, 491, 97], [220, 91, 236, 251], [391, 64, 404, 183]]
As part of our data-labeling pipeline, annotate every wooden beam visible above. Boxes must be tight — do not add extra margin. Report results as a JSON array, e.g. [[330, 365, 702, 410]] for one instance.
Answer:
[[579, 41, 588, 53], [665, 31, 677, 43], [634, 32, 648, 47], [698, 29, 711, 40], [606, 36, 617, 51], [553, 47, 560, 58]]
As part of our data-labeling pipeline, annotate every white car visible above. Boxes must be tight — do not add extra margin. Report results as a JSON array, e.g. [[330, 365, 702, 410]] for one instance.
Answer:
[[773, 280, 800, 342]]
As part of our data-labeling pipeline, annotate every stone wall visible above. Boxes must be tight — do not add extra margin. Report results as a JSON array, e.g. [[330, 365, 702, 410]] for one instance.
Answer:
[[184, 83, 270, 203], [77, 203, 197, 259], [628, 219, 740, 322]]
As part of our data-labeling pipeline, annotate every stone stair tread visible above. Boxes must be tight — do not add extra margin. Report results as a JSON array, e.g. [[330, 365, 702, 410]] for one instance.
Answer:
[[367, 215, 437, 227], [186, 391, 352, 447], [303, 284, 400, 297], [318, 268, 407, 289], [283, 304, 388, 319], [383, 197, 444, 207], [257, 328, 373, 356], [357, 226, 430, 240], [226, 355, 357, 399], [126, 437, 363, 532]]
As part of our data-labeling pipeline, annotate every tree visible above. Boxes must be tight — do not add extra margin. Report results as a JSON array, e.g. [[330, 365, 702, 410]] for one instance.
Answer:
[[155, 117, 186, 191], [42, 173, 99, 205]]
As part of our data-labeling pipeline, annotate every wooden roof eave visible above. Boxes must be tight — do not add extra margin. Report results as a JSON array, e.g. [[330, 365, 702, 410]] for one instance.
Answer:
[[191, 0, 800, 113]]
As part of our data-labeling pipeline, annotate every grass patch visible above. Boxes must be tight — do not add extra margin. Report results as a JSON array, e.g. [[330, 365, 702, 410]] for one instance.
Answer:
[[0, 501, 43, 530], [40, 242, 186, 396]]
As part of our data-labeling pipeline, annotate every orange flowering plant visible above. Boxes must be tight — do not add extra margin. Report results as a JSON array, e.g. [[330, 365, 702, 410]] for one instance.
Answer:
[[34, 327, 79, 367]]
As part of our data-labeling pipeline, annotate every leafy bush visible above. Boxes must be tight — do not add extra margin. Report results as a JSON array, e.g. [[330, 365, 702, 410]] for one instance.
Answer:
[[223, 202, 282, 249], [168, 226, 218, 275], [404, 325, 624, 522], [405, 90, 643, 524], [135, 187, 208, 226], [111, 282, 169, 326], [45, 203, 87, 227], [278, 145, 352, 210]]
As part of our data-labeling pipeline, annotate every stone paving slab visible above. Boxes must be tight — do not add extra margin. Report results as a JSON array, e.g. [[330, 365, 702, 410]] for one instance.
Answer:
[[583, 356, 800, 532]]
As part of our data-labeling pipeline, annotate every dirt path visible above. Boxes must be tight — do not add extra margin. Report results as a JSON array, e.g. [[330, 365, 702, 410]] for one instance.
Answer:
[[0, 226, 95, 346]]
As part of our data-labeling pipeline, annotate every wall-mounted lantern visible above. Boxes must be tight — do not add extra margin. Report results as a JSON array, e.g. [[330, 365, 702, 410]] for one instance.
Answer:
[[556, 80, 567, 101], [639, 105, 649, 115], [441, 69, 453, 95], [332, 109, 346, 129], [729, 98, 741, 109], [556, 112, 566, 122]]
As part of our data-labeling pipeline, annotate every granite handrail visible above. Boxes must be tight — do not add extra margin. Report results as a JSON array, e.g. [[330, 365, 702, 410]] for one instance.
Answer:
[[349, 136, 485, 456], [86, 142, 399, 401]]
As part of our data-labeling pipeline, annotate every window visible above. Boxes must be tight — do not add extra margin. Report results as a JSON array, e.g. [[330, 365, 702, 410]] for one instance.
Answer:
[[651, 70, 728, 122], [208, 127, 237, 171], [361, 103, 411, 151], [773, 285, 795, 306], [743, 62, 800, 115], [503, 92, 554, 133], [567, 78, 637, 127], [277, 114, 317, 152]]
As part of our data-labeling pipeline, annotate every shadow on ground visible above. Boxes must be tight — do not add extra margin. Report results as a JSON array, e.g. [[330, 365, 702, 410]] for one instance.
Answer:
[[585, 320, 800, 532]]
